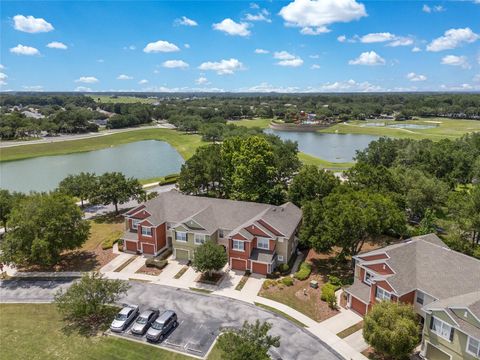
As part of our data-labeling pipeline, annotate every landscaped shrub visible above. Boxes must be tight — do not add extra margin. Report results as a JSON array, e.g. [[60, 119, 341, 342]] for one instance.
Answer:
[[145, 258, 168, 270], [277, 263, 290, 275], [117, 239, 124, 252], [327, 275, 342, 289], [158, 173, 179, 186], [262, 279, 276, 290], [294, 262, 312, 280], [281, 276, 294, 286], [157, 248, 173, 261], [266, 271, 280, 279], [321, 283, 337, 309]]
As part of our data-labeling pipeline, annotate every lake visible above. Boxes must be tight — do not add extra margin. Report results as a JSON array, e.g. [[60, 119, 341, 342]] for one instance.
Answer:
[[0, 140, 184, 193], [265, 129, 379, 163]]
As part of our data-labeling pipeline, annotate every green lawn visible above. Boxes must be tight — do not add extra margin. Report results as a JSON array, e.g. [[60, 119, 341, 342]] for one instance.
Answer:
[[0, 128, 203, 162], [320, 118, 480, 141], [298, 152, 353, 170], [0, 303, 222, 360], [227, 118, 272, 129]]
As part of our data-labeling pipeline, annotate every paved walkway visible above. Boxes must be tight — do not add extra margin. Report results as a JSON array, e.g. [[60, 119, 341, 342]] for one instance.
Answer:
[[344, 330, 369, 353], [99, 252, 135, 273]]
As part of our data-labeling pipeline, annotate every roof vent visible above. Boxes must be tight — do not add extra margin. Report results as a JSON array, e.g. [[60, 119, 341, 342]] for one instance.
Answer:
[[382, 264, 386, 270]]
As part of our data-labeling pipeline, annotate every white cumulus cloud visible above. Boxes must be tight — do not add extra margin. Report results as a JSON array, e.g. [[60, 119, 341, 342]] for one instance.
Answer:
[[143, 40, 180, 53], [422, 4, 445, 13], [387, 37, 414, 47], [198, 58, 245, 75], [117, 74, 133, 80], [349, 51, 385, 66], [162, 60, 189, 69], [427, 28, 479, 52], [213, 18, 251, 36], [13, 14, 53, 33], [175, 16, 198, 26], [255, 48, 269, 54], [138, 79, 149, 85], [47, 41, 68, 50], [317, 79, 382, 92], [244, 9, 271, 22], [360, 32, 395, 43], [407, 72, 427, 81], [273, 51, 303, 67], [311, 64, 321, 69], [441, 55, 471, 69], [195, 76, 209, 85], [412, 46, 422, 52], [75, 76, 99, 83], [337, 35, 347, 42], [0, 72, 8, 86], [10, 44, 40, 56], [279, 0, 367, 35]]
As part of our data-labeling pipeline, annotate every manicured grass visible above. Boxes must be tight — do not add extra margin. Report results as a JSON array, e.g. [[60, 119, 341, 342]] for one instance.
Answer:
[[254, 302, 307, 328], [298, 152, 353, 170], [174, 266, 189, 279], [113, 256, 138, 272], [0, 128, 203, 162], [189, 287, 213, 294], [320, 118, 480, 141], [227, 118, 272, 129], [235, 273, 250, 291], [0, 303, 195, 360], [336, 321, 364, 339], [86, 218, 124, 251]]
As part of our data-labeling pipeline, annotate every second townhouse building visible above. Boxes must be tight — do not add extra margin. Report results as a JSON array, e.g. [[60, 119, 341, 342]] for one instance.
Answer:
[[121, 190, 302, 276]]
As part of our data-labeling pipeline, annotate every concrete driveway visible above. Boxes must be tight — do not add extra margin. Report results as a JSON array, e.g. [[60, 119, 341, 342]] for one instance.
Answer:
[[0, 279, 341, 360]]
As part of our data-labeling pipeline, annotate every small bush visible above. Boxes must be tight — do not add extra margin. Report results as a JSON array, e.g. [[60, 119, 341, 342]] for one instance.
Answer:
[[145, 258, 168, 270], [158, 174, 179, 186], [157, 248, 173, 261], [277, 263, 290, 275], [164, 173, 179, 181], [117, 239, 124, 252], [294, 262, 312, 280], [266, 271, 280, 279], [321, 283, 337, 309], [327, 275, 342, 289], [281, 276, 294, 286], [262, 279, 276, 290]]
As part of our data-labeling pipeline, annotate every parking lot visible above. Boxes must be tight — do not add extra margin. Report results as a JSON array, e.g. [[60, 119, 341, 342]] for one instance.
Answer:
[[107, 315, 219, 358]]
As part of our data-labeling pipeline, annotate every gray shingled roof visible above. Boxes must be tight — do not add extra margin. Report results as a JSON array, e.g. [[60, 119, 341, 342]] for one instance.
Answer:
[[358, 234, 480, 299], [250, 248, 275, 263], [126, 190, 302, 239], [425, 292, 480, 339], [345, 281, 371, 304]]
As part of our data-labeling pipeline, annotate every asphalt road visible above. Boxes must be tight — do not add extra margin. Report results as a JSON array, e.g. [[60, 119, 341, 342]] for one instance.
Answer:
[[0, 280, 342, 360]]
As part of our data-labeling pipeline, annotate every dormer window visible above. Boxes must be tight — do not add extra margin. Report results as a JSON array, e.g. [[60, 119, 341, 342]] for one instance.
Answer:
[[364, 271, 374, 285], [257, 237, 270, 250], [132, 219, 140, 230]]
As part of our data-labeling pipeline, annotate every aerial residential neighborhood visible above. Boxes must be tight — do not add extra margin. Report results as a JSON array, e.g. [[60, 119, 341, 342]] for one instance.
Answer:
[[1, 1, 480, 360]]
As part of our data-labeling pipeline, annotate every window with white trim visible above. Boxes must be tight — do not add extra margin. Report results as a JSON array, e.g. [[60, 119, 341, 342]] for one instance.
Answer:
[[467, 336, 480, 357], [416, 291, 425, 305], [375, 287, 391, 301], [232, 240, 244, 251], [175, 231, 187, 242], [364, 271, 374, 285], [277, 255, 284, 262], [431, 317, 453, 341], [132, 219, 140, 230], [141, 227, 152, 237], [194, 234, 205, 245], [257, 237, 270, 250]]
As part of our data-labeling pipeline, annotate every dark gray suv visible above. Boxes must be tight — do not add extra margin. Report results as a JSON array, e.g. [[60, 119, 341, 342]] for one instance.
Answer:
[[146, 310, 178, 342]]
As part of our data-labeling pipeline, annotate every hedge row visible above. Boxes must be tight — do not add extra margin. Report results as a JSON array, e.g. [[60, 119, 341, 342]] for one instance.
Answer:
[[294, 262, 312, 280]]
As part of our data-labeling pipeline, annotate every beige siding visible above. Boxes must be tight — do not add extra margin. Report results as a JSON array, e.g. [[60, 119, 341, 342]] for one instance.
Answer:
[[423, 312, 478, 360]]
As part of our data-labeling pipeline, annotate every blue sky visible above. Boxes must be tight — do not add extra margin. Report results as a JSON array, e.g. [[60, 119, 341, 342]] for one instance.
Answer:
[[1, 0, 479, 92]]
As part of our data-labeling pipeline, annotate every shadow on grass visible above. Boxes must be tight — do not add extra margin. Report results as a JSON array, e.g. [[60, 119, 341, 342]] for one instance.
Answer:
[[60, 307, 118, 338], [93, 213, 125, 225], [309, 257, 354, 286]]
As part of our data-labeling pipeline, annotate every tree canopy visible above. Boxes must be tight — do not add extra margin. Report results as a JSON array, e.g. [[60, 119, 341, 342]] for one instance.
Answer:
[[0, 192, 90, 267], [217, 320, 280, 360], [58, 172, 97, 207], [179, 135, 300, 204], [363, 301, 420, 360], [191, 241, 228, 277]]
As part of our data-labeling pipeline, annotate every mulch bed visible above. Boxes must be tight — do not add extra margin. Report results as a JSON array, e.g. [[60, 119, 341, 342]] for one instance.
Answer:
[[135, 265, 162, 276], [196, 272, 224, 285]]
